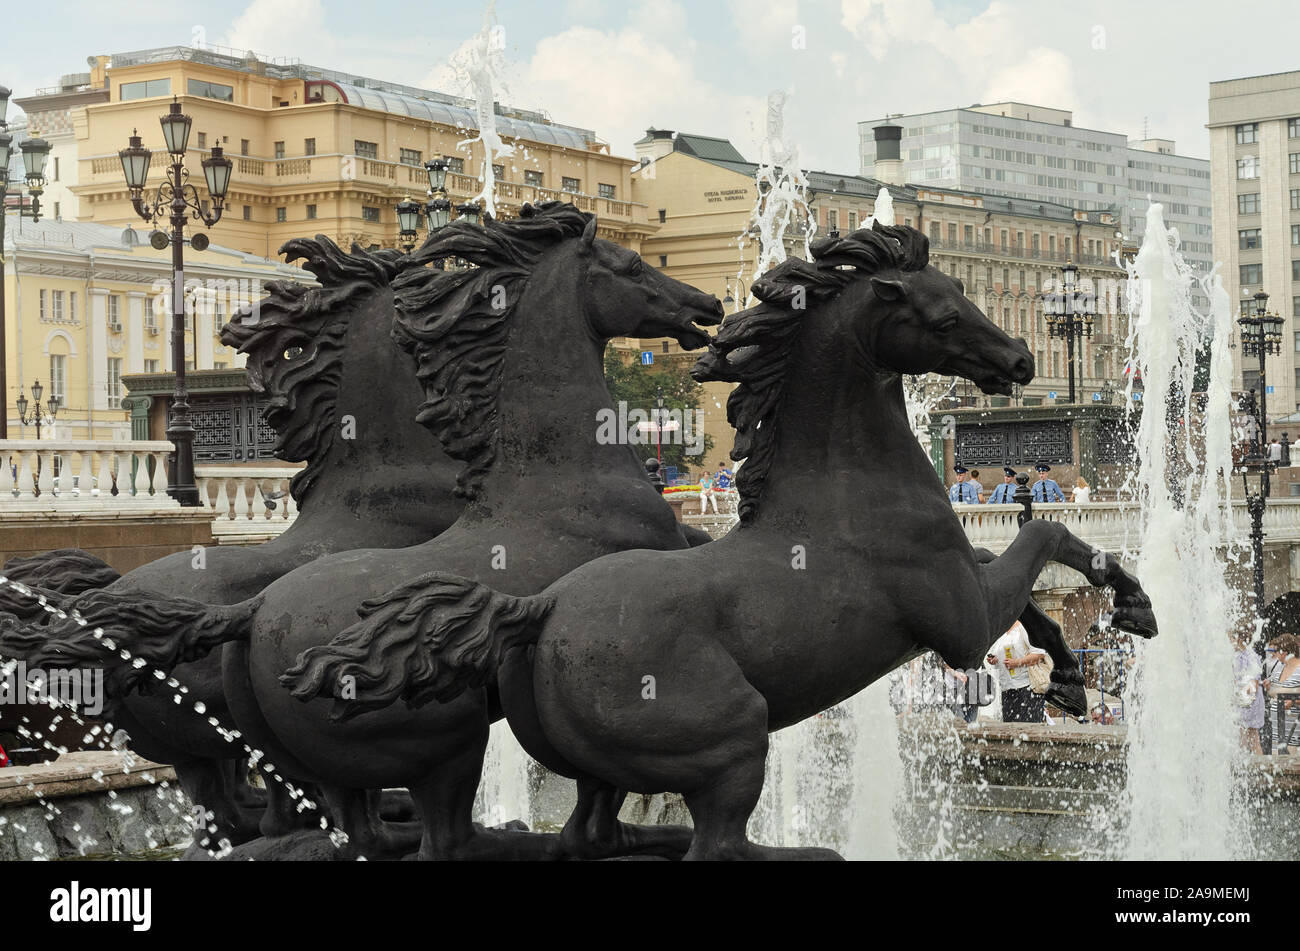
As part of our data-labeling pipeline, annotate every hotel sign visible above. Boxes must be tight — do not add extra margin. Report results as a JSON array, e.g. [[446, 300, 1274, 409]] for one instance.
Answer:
[[704, 188, 750, 204]]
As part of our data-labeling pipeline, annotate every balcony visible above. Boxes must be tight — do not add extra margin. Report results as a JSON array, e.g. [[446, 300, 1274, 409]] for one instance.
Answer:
[[925, 237, 1117, 270]]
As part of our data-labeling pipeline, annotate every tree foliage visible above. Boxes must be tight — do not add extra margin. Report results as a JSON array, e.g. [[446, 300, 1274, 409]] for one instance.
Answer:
[[602, 348, 716, 476]]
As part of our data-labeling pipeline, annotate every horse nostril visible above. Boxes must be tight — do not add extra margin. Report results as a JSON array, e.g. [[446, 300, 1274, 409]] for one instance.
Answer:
[[1013, 355, 1033, 382]]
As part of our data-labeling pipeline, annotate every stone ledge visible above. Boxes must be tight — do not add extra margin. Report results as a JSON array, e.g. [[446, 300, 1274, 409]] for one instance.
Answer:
[[0, 751, 177, 807]]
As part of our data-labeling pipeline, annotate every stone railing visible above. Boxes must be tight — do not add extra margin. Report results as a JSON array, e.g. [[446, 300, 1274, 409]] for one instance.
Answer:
[[195, 466, 301, 544], [0, 440, 177, 511], [953, 498, 1300, 554]]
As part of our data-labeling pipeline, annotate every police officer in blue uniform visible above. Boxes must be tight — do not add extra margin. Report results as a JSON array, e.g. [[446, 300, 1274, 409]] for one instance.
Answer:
[[949, 465, 979, 504], [987, 466, 1018, 503], [1031, 462, 1064, 502]]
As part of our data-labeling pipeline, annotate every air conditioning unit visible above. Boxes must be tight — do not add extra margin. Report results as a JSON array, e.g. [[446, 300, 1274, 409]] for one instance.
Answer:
[[146, 323, 159, 335], [108, 320, 123, 333]]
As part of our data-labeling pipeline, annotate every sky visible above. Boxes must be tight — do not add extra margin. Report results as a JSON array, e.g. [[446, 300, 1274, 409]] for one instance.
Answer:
[[5, 0, 1299, 173]]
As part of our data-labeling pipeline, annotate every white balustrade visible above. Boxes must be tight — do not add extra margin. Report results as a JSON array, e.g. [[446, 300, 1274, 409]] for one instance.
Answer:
[[194, 466, 301, 543], [0, 439, 178, 512]]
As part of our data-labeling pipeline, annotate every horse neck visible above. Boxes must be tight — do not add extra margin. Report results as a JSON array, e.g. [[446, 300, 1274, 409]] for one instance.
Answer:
[[473, 263, 651, 510], [748, 308, 938, 536], [293, 296, 459, 529]]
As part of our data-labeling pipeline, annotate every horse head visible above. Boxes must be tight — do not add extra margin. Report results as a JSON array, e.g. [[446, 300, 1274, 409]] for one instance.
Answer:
[[814, 222, 1034, 393], [391, 202, 721, 499], [220, 237, 409, 504]]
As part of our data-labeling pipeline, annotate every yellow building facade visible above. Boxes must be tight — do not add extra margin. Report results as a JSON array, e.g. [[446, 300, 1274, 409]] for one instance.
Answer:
[[24, 46, 654, 256], [1, 213, 306, 440]]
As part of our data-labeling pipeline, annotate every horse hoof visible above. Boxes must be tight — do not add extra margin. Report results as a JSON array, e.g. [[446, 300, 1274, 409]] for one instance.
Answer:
[[1045, 680, 1088, 717], [1112, 606, 1158, 639]]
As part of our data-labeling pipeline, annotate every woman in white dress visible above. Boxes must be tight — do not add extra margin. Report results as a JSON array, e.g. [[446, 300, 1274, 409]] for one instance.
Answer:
[[1072, 477, 1091, 503]]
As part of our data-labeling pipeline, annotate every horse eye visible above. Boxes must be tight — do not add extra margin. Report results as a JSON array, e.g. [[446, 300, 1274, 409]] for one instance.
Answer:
[[937, 317, 958, 334], [283, 346, 305, 360]]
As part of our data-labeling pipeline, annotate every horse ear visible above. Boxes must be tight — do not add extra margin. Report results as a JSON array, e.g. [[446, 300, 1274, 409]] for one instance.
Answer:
[[579, 216, 597, 254], [870, 277, 908, 303]]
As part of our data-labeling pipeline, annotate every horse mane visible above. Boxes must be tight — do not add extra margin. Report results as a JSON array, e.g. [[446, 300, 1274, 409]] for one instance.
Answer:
[[219, 236, 404, 508], [391, 201, 592, 499], [692, 222, 930, 522]]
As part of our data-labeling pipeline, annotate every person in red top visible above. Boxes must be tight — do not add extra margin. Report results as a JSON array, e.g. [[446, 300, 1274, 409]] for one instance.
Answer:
[[0, 740, 9, 768]]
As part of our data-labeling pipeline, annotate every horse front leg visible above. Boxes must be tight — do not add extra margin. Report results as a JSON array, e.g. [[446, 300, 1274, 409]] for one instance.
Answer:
[[979, 520, 1157, 643], [974, 547, 1088, 718]]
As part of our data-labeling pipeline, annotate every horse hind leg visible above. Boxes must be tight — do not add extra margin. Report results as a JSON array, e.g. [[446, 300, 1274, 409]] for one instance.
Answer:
[[558, 776, 694, 861]]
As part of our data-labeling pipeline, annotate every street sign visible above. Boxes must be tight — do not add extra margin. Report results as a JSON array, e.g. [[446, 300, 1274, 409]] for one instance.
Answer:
[[1092, 393, 1102, 402], [640, 351, 654, 366], [1268, 385, 1276, 394], [1132, 392, 1143, 402], [1048, 391, 1058, 400]]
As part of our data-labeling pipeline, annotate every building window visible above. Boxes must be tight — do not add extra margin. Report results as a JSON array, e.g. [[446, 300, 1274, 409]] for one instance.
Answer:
[[400, 148, 422, 166], [828, 210, 839, 231], [196, 132, 206, 150], [1293, 225, 1300, 246], [107, 358, 123, 408], [1241, 263, 1263, 285], [276, 207, 287, 223], [304, 138, 316, 156], [562, 176, 581, 193], [361, 206, 380, 222], [524, 169, 543, 186], [354, 140, 379, 159], [187, 78, 233, 102], [1240, 228, 1262, 250], [446, 157, 465, 173], [52, 289, 65, 321], [274, 141, 285, 159], [1241, 298, 1255, 317], [1292, 189, 1300, 211], [1237, 156, 1259, 179], [49, 355, 66, 404], [1290, 118, 1300, 138], [108, 294, 121, 328], [120, 78, 171, 100], [1294, 260, 1300, 282], [491, 163, 505, 179], [53, 201, 60, 219], [1294, 295, 1300, 315], [849, 211, 858, 231], [661, 341, 669, 354], [598, 183, 616, 200], [1236, 123, 1259, 145], [144, 359, 159, 373], [1239, 193, 1261, 215], [306, 204, 317, 220], [214, 361, 227, 370], [243, 205, 252, 220], [659, 254, 668, 267], [240, 139, 250, 156]]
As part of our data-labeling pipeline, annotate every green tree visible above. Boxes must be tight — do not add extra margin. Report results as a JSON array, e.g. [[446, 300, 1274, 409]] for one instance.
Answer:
[[602, 348, 716, 478]]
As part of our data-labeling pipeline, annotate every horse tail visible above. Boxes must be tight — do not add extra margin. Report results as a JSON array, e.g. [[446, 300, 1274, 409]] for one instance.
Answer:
[[3, 548, 122, 594], [0, 589, 264, 692], [281, 573, 554, 722]]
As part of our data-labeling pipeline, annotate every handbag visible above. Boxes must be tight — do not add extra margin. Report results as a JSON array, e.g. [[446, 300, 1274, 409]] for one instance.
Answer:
[[1027, 651, 1054, 694]]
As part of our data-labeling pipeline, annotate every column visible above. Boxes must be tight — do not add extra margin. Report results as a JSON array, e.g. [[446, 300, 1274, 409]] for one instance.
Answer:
[[127, 291, 147, 373], [158, 292, 173, 373], [89, 287, 109, 411], [195, 287, 215, 369]]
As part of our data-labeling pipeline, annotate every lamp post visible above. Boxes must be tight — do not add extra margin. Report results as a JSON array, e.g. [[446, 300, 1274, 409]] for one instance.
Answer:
[[16, 378, 58, 439], [1043, 260, 1096, 403], [395, 197, 422, 253], [0, 85, 54, 439], [1238, 290, 1283, 499], [117, 98, 232, 506], [655, 388, 665, 464], [723, 278, 748, 313]]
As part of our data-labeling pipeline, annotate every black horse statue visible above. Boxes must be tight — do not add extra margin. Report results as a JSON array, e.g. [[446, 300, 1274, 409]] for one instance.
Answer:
[[0, 237, 464, 848], [285, 223, 1158, 859], [1, 202, 723, 860]]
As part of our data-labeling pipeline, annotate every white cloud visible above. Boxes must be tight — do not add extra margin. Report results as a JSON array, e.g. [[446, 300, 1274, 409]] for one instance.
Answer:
[[224, 0, 336, 61]]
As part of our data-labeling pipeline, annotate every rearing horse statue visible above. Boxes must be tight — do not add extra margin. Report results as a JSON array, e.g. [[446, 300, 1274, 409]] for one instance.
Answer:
[[0, 237, 464, 847], [0, 203, 724, 861], [287, 222, 1157, 860]]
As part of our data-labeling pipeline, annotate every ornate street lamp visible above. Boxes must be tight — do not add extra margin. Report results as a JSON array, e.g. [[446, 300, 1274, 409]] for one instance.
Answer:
[[1237, 290, 1283, 499], [0, 86, 54, 438], [456, 202, 482, 226], [117, 98, 231, 506], [16, 379, 59, 440], [395, 197, 422, 253], [1042, 260, 1096, 403]]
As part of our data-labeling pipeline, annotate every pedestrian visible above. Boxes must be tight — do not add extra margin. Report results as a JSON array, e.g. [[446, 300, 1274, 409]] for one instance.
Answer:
[[1072, 476, 1091, 503], [716, 466, 734, 490], [1264, 634, 1300, 754], [968, 469, 986, 503], [1282, 433, 1293, 467], [698, 469, 718, 514], [1233, 625, 1265, 754], [1269, 436, 1283, 467], [1031, 462, 1064, 502], [949, 464, 979, 504], [987, 466, 1018, 503], [988, 621, 1048, 722]]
